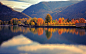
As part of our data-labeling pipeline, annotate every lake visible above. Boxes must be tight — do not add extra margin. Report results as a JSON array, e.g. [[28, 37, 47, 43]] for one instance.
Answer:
[[0, 26, 86, 54]]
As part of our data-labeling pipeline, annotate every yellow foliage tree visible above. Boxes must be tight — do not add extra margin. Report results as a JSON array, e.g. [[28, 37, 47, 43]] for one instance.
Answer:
[[48, 22, 50, 25], [31, 22, 35, 25], [17, 21, 21, 24], [45, 13, 52, 24]]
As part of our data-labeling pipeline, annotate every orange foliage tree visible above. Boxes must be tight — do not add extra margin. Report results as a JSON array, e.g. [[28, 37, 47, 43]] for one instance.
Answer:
[[37, 18, 44, 26], [58, 17, 63, 24], [55, 19, 57, 21], [79, 18, 85, 23], [74, 20, 79, 24], [58, 19, 62, 24], [71, 19, 75, 23]]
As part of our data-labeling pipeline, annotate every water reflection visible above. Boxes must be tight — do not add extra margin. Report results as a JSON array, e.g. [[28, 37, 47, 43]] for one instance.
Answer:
[[0, 26, 23, 46], [1, 35, 32, 47], [1, 26, 85, 37], [0, 26, 86, 45], [0, 26, 86, 54], [12, 27, 85, 36], [1, 35, 86, 54]]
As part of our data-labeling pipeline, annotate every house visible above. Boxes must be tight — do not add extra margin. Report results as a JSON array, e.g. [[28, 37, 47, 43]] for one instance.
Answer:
[[76, 23, 86, 27]]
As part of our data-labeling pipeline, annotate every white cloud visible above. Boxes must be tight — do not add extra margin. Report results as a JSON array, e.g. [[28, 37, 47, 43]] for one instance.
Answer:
[[0, 1, 31, 12]]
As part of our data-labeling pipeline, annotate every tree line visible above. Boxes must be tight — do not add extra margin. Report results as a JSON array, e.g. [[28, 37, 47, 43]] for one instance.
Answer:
[[0, 13, 86, 25]]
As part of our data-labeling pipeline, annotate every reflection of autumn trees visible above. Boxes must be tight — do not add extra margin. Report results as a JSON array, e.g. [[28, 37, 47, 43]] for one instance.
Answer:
[[45, 29, 52, 40], [44, 28, 85, 36], [10, 26, 43, 35], [10, 26, 30, 33], [37, 28, 43, 36], [0, 26, 3, 31], [30, 28, 37, 34], [0, 26, 86, 40], [58, 28, 63, 35], [9, 26, 86, 39], [78, 29, 85, 36]]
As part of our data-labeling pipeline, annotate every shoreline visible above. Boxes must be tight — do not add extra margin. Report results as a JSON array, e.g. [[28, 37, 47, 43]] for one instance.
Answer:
[[0, 25, 86, 28], [34, 25, 76, 28]]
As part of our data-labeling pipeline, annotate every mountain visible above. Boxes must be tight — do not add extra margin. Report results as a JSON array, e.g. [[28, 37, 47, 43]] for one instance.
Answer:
[[0, 2, 30, 21], [22, 1, 79, 19], [52, 1, 86, 19]]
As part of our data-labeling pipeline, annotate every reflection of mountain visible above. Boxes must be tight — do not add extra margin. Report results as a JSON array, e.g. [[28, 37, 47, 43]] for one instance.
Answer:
[[24, 28, 86, 45], [0, 26, 23, 46]]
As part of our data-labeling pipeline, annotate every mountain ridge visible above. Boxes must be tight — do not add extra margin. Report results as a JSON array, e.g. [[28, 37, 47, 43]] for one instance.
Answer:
[[23, 1, 79, 19], [52, 1, 86, 19], [0, 2, 30, 21]]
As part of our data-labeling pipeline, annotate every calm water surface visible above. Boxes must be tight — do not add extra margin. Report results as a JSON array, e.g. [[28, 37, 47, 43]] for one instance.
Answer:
[[0, 26, 86, 54]]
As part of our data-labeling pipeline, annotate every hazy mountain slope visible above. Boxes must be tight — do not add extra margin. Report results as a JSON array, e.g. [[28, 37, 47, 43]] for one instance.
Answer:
[[52, 1, 86, 19], [22, 1, 79, 19], [0, 2, 30, 21]]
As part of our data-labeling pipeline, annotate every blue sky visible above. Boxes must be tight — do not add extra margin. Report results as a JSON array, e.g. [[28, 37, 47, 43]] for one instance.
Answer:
[[0, 0, 83, 12]]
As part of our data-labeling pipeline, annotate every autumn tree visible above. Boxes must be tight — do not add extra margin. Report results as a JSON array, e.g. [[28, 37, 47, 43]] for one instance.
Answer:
[[67, 18, 70, 22], [31, 22, 35, 25], [79, 18, 85, 23], [32, 17, 38, 23], [55, 19, 57, 21], [71, 19, 75, 23], [13, 20, 17, 25], [24, 17, 32, 25], [74, 20, 79, 24], [71, 19, 75, 25], [58, 17, 62, 24], [45, 14, 52, 24], [17, 21, 21, 25], [62, 17, 64, 22], [52, 20, 56, 23], [37, 18, 44, 26]]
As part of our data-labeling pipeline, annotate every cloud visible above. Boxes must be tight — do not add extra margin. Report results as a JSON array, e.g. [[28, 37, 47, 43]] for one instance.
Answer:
[[0, 1, 31, 12], [13, 8, 24, 12], [0, 0, 83, 12], [1, 35, 33, 47]]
